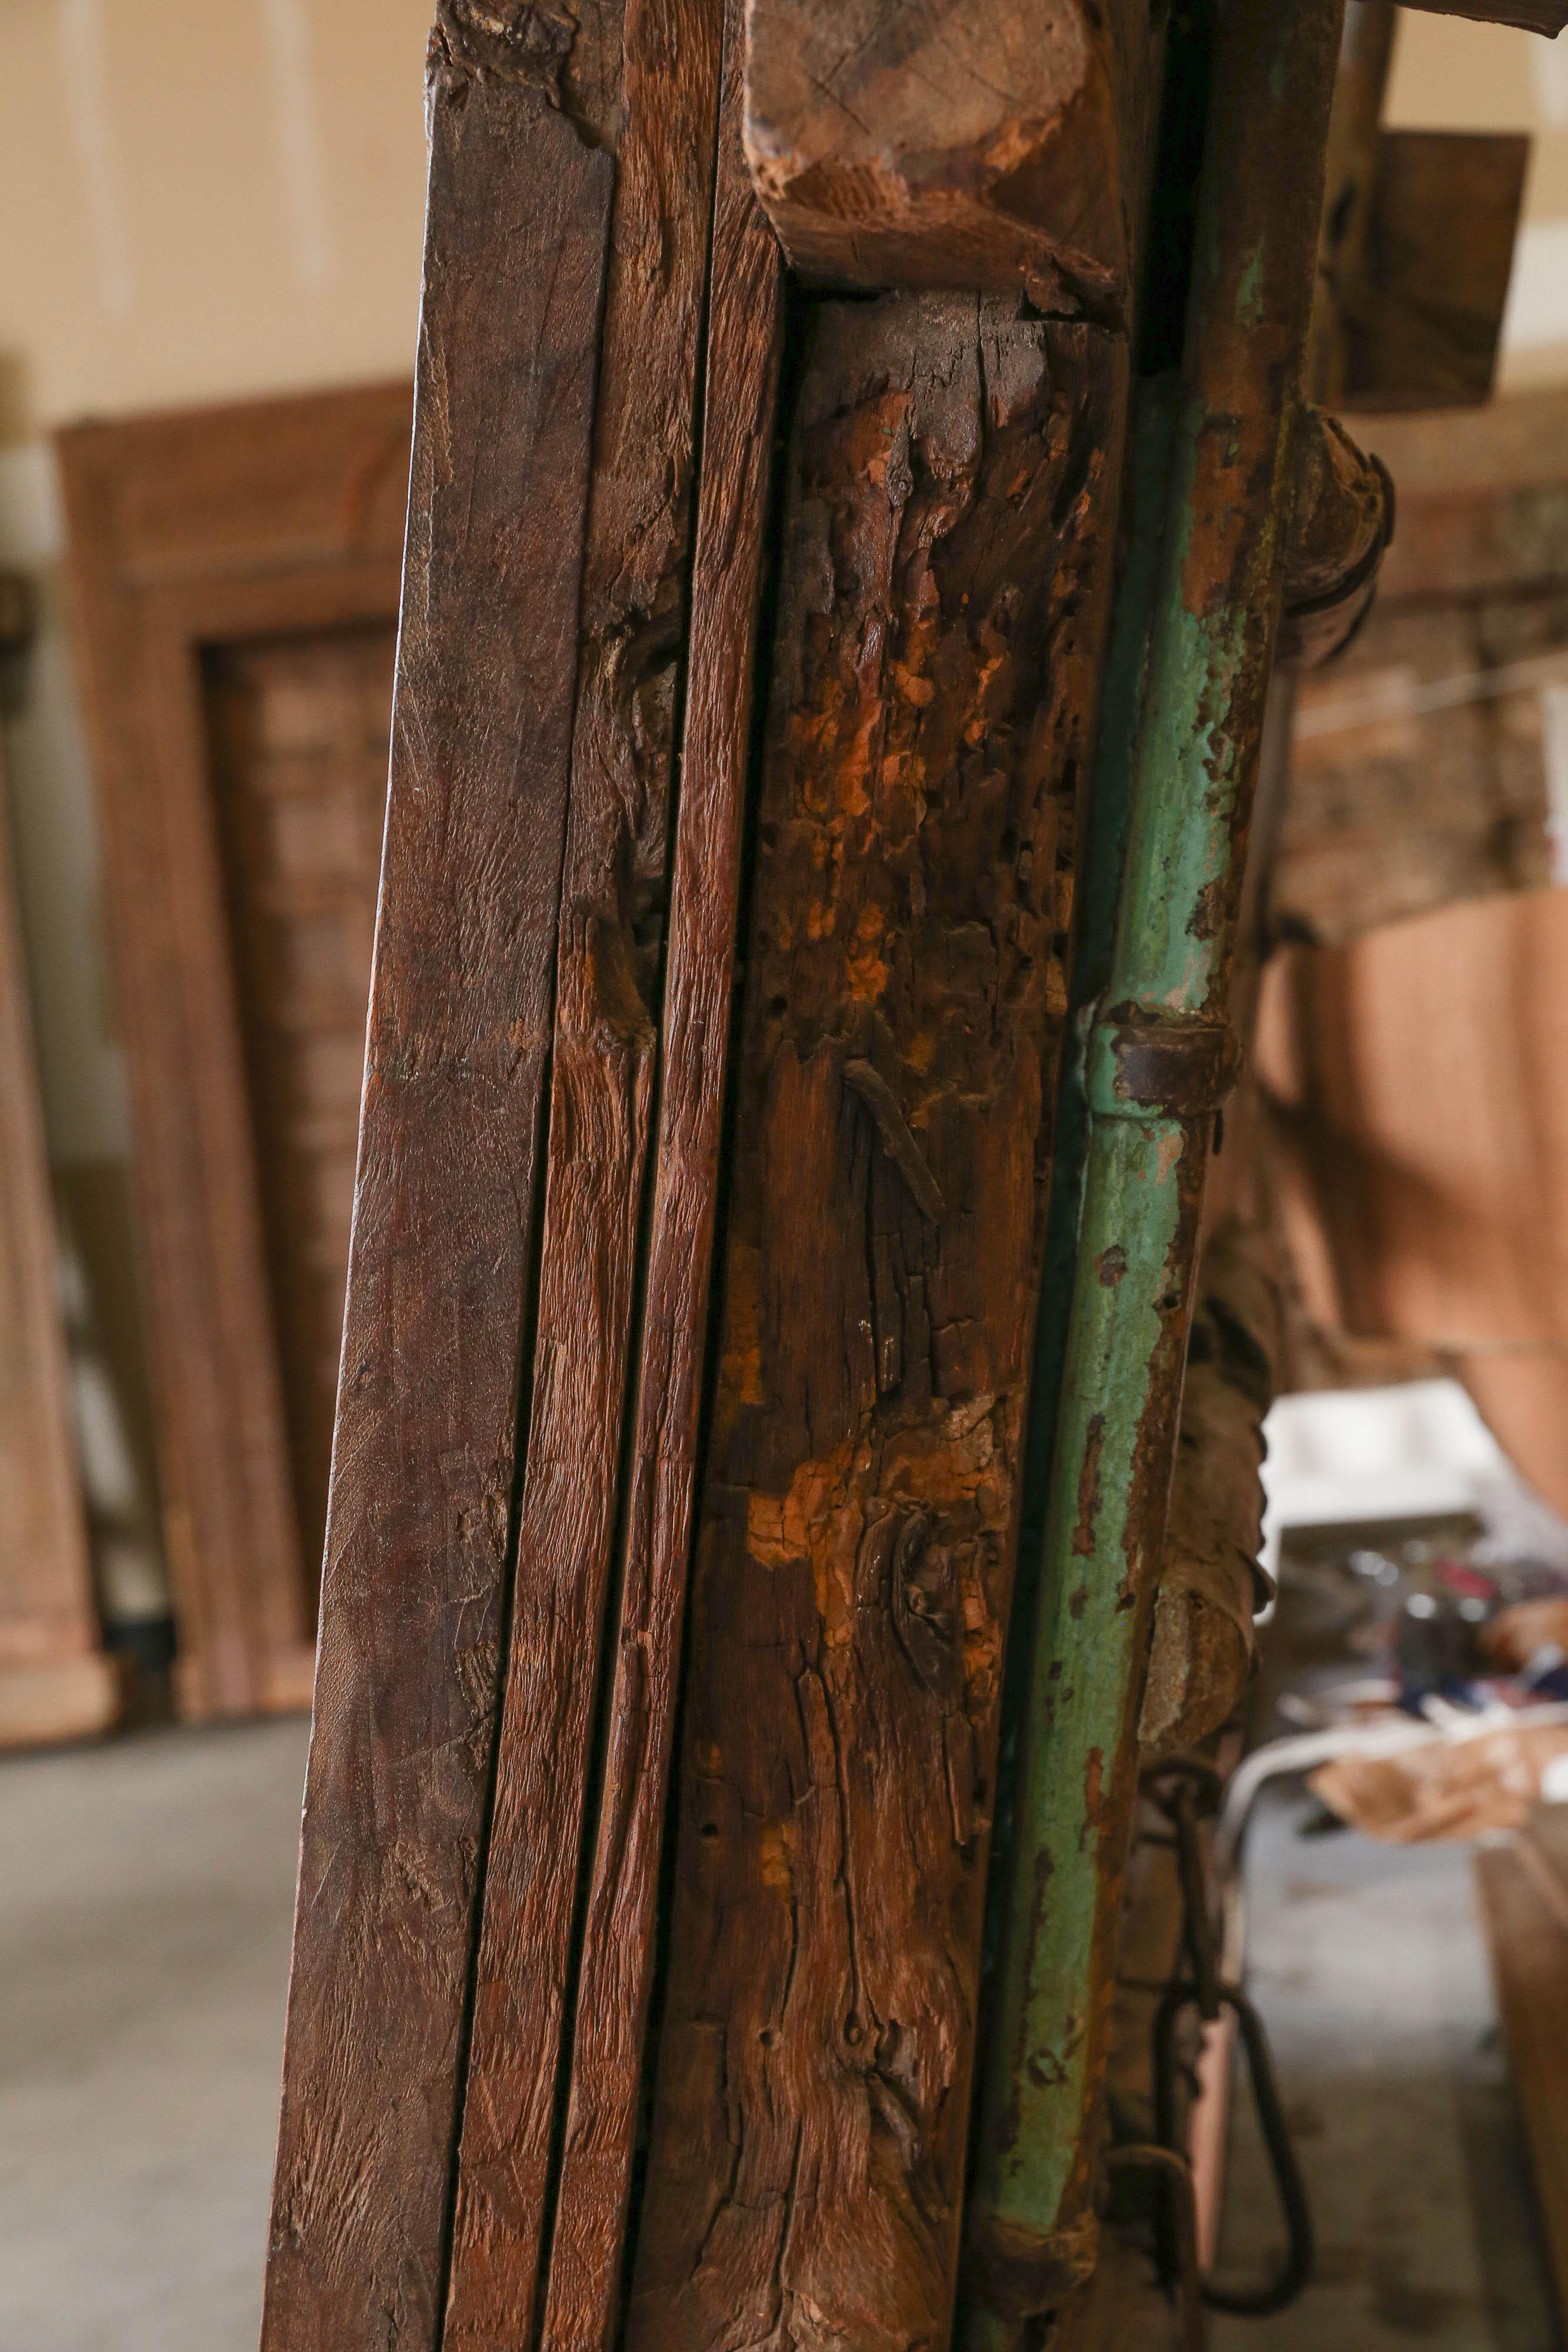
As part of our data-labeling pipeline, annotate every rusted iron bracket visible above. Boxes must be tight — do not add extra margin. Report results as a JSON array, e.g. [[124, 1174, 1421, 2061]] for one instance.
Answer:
[[1085, 1011, 1243, 1122], [1279, 406, 1394, 670]]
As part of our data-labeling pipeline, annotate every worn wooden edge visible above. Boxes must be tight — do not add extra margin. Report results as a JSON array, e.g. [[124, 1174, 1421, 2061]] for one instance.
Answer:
[[439, 1, 730, 2340], [536, 32, 786, 2348], [259, 46, 614, 2347]]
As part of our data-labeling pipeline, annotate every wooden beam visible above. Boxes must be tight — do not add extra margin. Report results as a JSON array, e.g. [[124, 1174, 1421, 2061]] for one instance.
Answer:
[[438, 0, 728, 2337], [624, 291, 1126, 2352], [743, 0, 1156, 322], [534, 19, 784, 2348], [260, 13, 614, 2341]]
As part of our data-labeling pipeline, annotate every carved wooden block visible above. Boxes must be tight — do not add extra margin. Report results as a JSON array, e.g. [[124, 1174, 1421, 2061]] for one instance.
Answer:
[[743, 0, 1157, 322]]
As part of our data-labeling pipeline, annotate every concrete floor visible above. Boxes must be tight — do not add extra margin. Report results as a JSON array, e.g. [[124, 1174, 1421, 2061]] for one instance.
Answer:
[[0, 1718, 308, 2352], [1213, 1789, 1560, 2352], [0, 1719, 1556, 2350]]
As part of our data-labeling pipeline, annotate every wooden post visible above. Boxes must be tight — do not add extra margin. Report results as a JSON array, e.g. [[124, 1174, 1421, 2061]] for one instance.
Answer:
[[624, 290, 1128, 2352], [262, 4, 1161, 2345], [262, 11, 616, 2336]]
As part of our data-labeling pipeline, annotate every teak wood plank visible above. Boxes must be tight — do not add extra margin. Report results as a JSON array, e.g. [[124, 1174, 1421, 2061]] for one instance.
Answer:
[[626, 293, 1125, 2352], [259, 24, 613, 2346], [0, 737, 115, 1749], [537, 34, 785, 2352], [57, 385, 412, 1720], [440, 0, 727, 2339], [1475, 1841, 1568, 2328]]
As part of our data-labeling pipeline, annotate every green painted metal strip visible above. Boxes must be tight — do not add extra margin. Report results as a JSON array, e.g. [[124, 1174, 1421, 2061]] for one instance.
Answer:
[[962, 4, 1347, 2340]]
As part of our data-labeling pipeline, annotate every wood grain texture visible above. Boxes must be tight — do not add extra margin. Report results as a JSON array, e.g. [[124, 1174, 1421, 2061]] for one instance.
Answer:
[[0, 736, 115, 1748], [260, 28, 613, 2346], [1474, 1839, 1568, 2331], [626, 293, 1125, 2352], [58, 384, 412, 1720], [441, 0, 727, 2338], [743, 0, 1155, 324], [538, 30, 784, 2347]]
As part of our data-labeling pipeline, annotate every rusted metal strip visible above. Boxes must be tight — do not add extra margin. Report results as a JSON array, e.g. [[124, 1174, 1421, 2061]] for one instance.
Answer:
[[961, 3, 1346, 2341]]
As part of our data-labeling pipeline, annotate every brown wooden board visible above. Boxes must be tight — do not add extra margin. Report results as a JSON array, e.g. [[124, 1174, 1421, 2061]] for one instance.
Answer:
[[0, 734, 115, 1749], [743, 0, 1158, 328], [1475, 1841, 1568, 2331], [58, 383, 412, 1720], [439, 0, 728, 2340], [259, 19, 614, 2343], [536, 29, 784, 2349], [624, 293, 1126, 2352]]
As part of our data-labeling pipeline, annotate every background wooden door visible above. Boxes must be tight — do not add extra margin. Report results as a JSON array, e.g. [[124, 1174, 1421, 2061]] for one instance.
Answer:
[[59, 385, 411, 1719]]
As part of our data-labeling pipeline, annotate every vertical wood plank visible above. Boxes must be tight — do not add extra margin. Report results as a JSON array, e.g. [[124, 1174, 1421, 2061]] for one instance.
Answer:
[[260, 22, 613, 2343], [537, 22, 784, 2344], [441, 0, 727, 2336], [625, 295, 1126, 2352]]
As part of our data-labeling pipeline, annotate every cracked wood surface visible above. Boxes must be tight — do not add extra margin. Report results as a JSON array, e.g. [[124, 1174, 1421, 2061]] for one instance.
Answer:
[[537, 19, 785, 2350], [259, 23, 613, 2346], [743, 0, 1156, 323], [440, 0, 728, 2341], [625, 292, 1125, 2352]]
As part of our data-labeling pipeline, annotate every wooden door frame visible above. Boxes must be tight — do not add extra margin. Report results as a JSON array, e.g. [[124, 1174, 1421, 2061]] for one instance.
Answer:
[[58, 383, 411, 1721]]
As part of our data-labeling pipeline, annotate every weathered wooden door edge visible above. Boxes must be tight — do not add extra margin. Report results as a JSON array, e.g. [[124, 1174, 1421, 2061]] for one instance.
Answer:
[[260, 3, 750, 2341]]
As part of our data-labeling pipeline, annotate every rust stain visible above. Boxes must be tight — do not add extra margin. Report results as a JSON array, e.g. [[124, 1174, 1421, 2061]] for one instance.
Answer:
[[1071, 1412, 1105, 1559]]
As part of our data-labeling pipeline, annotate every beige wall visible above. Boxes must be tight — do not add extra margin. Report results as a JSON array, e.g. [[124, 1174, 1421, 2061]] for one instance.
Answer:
[[1, 0, 432, 436], [0, 0, 432, 1168]]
